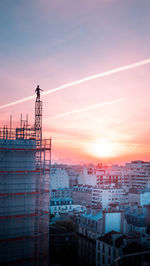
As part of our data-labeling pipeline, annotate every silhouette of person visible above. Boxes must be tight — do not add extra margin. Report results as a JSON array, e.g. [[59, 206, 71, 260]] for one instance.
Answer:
[[35, 85, 43, 100]]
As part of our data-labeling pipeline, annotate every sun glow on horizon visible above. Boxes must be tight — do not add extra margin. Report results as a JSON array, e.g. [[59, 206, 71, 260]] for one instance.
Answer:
[[93, 141, 113, 157], [86, 140, 117, 158]]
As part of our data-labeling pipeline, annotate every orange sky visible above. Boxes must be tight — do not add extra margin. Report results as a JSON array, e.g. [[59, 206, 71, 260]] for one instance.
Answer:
[[0, 1, 150, 164]]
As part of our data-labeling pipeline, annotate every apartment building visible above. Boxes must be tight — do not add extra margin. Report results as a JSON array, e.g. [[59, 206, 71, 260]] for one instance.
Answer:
[[92, 186, 127, 209], [78, 166, 97, 186], [50, 168, 69, 189], [72, 185, 93, 207], [78, 209, 124, 240]]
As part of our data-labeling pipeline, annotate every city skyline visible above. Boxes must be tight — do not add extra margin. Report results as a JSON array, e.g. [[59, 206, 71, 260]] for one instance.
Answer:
[[0, 0, 150, 164]]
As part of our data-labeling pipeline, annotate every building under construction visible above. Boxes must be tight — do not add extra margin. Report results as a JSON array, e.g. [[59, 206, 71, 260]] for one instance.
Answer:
[[0, 86, 51, 265]]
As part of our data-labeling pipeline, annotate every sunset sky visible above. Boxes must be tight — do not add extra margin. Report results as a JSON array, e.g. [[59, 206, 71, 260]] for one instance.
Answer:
[[0, 0, 150, 164]]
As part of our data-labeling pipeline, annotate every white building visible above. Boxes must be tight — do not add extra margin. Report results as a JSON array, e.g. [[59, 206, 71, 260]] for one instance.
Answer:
[[124, 161, 150, 189], [78, 166, 97, 186], [51, 187, 73, 199], [92, 186, 127, 209], [50, 168, 69, 189], [50, 198, 86, 216]]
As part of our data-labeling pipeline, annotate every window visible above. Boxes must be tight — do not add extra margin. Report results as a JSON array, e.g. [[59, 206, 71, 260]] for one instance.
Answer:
[[103, 244, 105, 252], [103, 255, 105, 264], [109, 246, 111, 256]]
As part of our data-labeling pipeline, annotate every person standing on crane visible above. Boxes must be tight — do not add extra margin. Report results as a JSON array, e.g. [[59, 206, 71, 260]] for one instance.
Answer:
[[35, 85, 43, 100]]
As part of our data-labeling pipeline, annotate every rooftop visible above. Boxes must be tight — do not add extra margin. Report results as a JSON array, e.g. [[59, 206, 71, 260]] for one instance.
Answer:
[[125, 206, 147, 218], [51, 197, 73, 202], [98, 231, 127, 248], [82, 211, 102, 221]]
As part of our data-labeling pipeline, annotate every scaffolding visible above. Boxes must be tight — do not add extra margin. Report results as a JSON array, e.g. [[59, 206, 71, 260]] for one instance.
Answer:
[[0, 87, 51, 265]]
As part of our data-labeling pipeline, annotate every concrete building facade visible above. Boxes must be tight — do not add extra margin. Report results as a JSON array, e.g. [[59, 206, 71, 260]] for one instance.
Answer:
[[78, 166, 97, 186], [78, 209, 124, 240], [0, 128, 51, 265], [92, 186, 127, 209], [50, 168, 69, 189], [72, 185, 93, 207], [50, 198, 86, 216], [51, 187, 73, 199], [0, 89, 51, 265]]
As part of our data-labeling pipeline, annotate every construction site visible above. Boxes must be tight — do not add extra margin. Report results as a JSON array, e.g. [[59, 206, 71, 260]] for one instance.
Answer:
[[0, 86, 51, 265]]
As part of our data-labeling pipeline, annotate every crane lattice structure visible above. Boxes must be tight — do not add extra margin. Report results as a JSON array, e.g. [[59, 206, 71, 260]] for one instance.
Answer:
[[35, 85, 42, 144], [35, 85, 43, 167]]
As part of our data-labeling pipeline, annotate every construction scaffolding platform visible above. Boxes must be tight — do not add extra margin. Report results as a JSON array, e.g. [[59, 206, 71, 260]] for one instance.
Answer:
[[0, 87, 51, 266]]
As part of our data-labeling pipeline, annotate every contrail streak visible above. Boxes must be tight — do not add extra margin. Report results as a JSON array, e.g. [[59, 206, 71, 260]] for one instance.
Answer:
[[0, 58, 150, 110], [43, 98, 125, 121]]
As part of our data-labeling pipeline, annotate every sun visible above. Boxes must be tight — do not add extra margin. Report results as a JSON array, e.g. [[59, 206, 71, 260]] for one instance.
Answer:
[[85, 140, 119, 158], [93, 141, 113, 157]]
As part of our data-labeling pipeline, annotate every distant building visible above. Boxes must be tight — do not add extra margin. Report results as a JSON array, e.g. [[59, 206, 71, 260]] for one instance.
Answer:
[[92, 186, 127, 209], [78, 166, 97, 186], [96, 164, 124, 187], [50, 197, 86, 216], [67, 169, 79, 187], [50, 167, 69, 189], [129, 187, 150, 206], [51, 163, 82, 187], [96, 161, 150, 190], [124, 161, 150, 189], [51, 187, 73, 199], [72, 185, 93, 207]]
